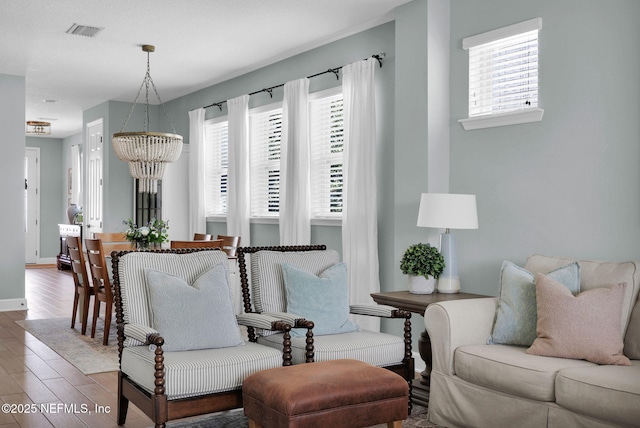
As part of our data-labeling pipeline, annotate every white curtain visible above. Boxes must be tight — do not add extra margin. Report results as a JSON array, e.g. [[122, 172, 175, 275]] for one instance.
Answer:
[[188, 108, 207, 238], [279, 78, 311, 245], [227, 95, 251, 246], [342, 59, 380, 332]]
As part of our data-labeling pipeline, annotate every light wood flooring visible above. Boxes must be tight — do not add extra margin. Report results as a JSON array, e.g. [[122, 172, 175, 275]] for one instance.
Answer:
[[0, 266, 154, 428]]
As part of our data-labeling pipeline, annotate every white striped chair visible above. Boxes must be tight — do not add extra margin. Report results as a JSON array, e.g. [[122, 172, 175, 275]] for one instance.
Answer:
[[237, 245, 415, 402], [111, 248, 296, 428]]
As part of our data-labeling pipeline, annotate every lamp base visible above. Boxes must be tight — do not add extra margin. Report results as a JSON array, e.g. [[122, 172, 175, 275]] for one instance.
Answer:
[[437, 276, 460, 294]]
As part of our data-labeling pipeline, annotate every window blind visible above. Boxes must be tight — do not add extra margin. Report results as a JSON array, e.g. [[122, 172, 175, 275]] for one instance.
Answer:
[[309, 92, 344, 218], [464, 18, 541, 118], [204, 119, 228, 216], [250, 108, 282, 217]]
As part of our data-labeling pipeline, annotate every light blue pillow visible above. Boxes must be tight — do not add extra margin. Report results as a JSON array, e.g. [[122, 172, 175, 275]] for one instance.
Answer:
[[487, 261, 580, 347], [282, 262, 359, 337], [145, 264, 244, 351]]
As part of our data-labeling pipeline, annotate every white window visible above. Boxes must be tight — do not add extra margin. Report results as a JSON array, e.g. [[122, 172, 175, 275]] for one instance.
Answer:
[[205, 90, 345, 222], [204, 118, 228, 216], [459, 18, 544, 130], [309, 88, 344, 219], [250, 105, 283, 218]]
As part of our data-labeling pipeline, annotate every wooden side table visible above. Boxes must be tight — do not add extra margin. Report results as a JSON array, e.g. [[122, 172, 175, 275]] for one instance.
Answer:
[[371, 290, 490, 406]]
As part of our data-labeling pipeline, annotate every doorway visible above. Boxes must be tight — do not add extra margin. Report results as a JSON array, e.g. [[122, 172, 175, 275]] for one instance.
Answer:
[[25, 147, 40, 263]]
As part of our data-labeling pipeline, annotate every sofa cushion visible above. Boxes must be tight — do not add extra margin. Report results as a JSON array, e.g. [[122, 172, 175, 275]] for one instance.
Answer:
[[250, 250, 341, 315], [487, 261, 580, 347], [624, 294, 640, 359], [120, 342, 283, 400], [282, 262, 358, 337], [527, 274, 630, 366], [257, 330, 405, 366], [146, 264, 244, 351], [525, 254, 639, 333], [556, 361, 640, 427], [455, 344, 595, 402], [117, 250, 231, 347]]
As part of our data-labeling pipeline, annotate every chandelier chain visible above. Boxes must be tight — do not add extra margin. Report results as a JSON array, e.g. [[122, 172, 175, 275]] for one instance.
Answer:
[[118, 49, 177, 134]]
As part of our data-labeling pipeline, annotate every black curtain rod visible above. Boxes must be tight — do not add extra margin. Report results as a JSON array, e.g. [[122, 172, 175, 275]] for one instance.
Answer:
[[196, 52, 385, 112]]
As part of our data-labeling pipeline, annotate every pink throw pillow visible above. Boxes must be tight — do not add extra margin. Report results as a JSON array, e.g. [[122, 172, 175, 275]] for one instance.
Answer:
[[527, 273, 631, 366]]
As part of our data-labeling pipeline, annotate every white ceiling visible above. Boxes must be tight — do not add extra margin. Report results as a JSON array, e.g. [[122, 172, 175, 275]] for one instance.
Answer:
[[0, 0, 411, 139]]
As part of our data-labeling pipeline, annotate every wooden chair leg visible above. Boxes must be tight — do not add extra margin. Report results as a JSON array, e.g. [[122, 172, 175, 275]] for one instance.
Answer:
[[387, 421, 402, 428], [71, 291, 79, 329], [81, 292, 91, 335], [91, 299, 100, 339], [102, 303, 112, 345], [117, 372, 129, 425]]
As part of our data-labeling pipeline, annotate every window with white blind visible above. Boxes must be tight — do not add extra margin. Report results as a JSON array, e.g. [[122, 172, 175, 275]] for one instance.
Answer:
[[249, 105, 282, 218], [459, 18, 544, 130], [204, 90, 345, 222], [309, 88, 344, 219], [203, 118, 228, 216]]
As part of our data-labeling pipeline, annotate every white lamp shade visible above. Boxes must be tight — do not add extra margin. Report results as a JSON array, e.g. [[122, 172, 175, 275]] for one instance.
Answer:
[[417, 193, 478, 229]]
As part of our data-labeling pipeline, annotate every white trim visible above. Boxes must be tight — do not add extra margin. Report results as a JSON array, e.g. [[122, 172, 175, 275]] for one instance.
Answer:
[[462, 18, 542, 50], [0, 298, 28, 312], [311, 218, 341, 227], [459, 108, 544, 130], [413, 351, 426, 373], [308, 85, 342, 101], [37, 257, 57, 265]]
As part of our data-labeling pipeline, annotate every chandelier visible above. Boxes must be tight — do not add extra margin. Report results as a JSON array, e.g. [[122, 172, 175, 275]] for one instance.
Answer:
[[26, 121, 51, 135], [112, 45, 183, 193]]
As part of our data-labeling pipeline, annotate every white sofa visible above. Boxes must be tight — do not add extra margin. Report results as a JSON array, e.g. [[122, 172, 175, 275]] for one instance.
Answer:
[[424, 255, 640, 428]]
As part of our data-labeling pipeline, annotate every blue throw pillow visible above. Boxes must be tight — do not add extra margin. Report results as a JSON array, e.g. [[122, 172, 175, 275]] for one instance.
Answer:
[[146, 264, 244, 351], [487, 261, 580, 346], [282, 262, 359, 337]]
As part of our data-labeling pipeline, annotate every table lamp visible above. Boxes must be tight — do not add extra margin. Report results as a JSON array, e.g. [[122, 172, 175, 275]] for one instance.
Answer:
[[417, 193, 478, 293]]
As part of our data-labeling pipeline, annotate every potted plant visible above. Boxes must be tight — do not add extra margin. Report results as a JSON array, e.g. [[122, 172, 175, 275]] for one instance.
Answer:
[[400, 243, 445, 294]]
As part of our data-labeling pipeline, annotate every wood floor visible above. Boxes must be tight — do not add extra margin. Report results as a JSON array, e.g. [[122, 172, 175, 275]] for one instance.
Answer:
[[0, 266, 154, 428]]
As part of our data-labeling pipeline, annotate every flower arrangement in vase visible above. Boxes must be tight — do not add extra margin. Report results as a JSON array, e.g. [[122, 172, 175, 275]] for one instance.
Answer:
[[400, 243, 445, 294], [123, 218, 169, 249]]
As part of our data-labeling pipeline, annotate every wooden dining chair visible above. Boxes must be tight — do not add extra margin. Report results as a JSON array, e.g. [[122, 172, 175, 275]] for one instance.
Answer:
[[216, 235, 241, 258], [85, 238, 115, 345], [169, 239, 223, 249], [67, 235, 94, 335], [93, 232, 132, 254], [193, 233, 213, 241]]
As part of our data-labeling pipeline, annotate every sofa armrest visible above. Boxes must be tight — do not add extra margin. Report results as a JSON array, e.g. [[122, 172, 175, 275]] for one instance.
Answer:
[[350, 303, 404, 318], [424, 297, 498, 376], [123, 323, 159, 345]]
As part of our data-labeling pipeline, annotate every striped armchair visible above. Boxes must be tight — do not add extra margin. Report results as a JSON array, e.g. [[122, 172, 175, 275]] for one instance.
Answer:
[[111, 248, 295, 428], [237, 245, 415, 401]]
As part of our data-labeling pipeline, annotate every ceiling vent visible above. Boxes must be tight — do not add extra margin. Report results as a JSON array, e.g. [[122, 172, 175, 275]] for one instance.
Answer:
[[66, 23, 104, 38]]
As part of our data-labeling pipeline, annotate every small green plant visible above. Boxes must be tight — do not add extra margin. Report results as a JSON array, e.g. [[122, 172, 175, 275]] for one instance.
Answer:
[[400, 243, 445, 279]]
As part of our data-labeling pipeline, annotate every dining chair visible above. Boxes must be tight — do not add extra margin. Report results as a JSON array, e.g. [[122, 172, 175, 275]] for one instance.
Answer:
[[85, 238, 115, 345], [93, 232, 132, 254], [170, 239, 223, 249], [67, 235, 94, 335], [193, 233, 213, 241], [216, 235, 241, 258]]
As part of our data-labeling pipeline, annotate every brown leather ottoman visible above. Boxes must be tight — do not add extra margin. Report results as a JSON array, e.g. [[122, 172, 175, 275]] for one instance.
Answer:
[[242, 359, 408, 428]]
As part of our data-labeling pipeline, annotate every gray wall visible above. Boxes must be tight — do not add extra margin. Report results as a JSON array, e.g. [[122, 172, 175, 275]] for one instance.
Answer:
[[0, 73, 25, 303], [450, 0, 640, 296], [25, 137, 65, 258]]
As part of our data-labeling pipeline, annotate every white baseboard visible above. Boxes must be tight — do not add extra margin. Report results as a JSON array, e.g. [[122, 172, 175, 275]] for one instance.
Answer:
[[413, 351, 425, 373], [0, 298, 28, 312]]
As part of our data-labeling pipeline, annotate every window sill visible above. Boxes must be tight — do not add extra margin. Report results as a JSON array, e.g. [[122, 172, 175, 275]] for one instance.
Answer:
[[206, 217, 342, 227], [458, 108, 544, 130]]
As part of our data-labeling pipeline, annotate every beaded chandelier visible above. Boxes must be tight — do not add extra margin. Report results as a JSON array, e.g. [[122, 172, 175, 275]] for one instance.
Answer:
[[112, 45, 183, 193]]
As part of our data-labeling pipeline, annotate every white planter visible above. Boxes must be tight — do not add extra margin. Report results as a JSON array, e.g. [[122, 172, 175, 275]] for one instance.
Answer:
[[408, 275, 436, 294]]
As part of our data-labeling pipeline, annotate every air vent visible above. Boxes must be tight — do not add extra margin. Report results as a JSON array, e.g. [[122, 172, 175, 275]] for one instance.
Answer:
[[66, 23, 104, 38]]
